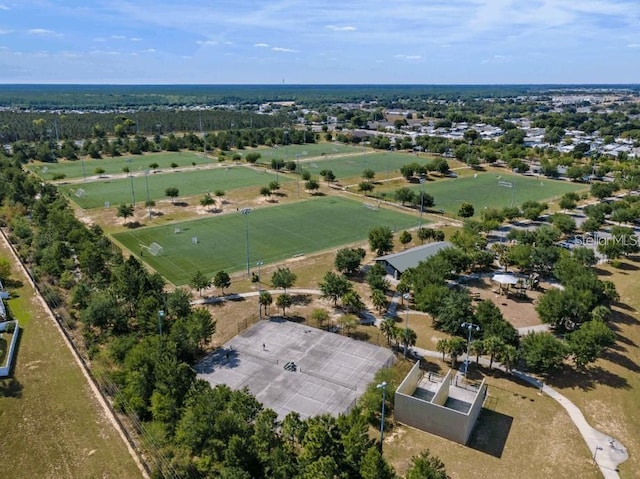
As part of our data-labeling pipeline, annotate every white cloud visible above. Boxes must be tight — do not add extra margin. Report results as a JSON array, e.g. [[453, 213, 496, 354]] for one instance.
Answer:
[[326, 25, 356, 32], [112, 35, 127, 39], [627, 43, 640, 48], [130, 37, 142, 42], [254, 43, 269, 47], [27, 29, 62, 37], [395, 54, 422, 60], [196, 40, 217, 46], [0, 4, 9, 10], [143, 48, 156, 53], [0, 29, 12, 35], [272, 46, 296, 52]]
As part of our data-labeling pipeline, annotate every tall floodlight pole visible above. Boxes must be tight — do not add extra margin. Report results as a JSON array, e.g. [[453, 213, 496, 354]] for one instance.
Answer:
[[257, 261, 264, 318], [377, 381, 387, 451], [419, 176, 426, 229], [461, 321, 480, 378], [295, 154, 300, 199], [81, 156, 87, 182], [403, 293, 411, 358], [129, 174, 136, 206], [256, 260, 263, 282], [240, 208, 252, 277], [144, 169, 152, 221]]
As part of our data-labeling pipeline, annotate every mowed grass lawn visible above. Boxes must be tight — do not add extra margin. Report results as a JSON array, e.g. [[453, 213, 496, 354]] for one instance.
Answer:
[[113, 196, 419, 285], [297, 151, 418, 182], [380, 172, 587, 214], [59, 165, 290, 209], [29, 151, 210, 180], [247, 142, 363, 162], [0, 241, 142, 478]]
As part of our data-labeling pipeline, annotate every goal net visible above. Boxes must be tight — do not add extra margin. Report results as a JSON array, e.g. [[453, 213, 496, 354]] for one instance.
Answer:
[[75, 188, 86, 197], [148, 242, 164, 257]]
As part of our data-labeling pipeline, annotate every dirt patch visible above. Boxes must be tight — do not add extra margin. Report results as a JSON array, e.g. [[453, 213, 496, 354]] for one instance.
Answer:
[[464, 277, 543, 329]]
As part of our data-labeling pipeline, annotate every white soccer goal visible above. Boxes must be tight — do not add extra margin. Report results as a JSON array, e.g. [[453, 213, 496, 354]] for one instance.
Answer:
[[148, 242, 164, 257], [75, 188, 86, 197]]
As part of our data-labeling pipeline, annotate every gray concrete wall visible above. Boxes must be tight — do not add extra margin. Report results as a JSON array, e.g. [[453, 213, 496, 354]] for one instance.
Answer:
[[395, 370, 487, 445], [431, 369, 451, 406], [395, 392, 470, 444], [462, 381, 487, 443], [397, 361, 421, 395]]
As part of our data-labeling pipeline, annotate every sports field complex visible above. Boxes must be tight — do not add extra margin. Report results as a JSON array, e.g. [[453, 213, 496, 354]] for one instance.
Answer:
[[40, 144, 588, 287]]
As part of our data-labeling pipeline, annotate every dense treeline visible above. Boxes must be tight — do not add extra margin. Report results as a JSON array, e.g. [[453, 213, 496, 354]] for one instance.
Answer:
[[0, 109, 290, 143], [5, 84, 637, 110]]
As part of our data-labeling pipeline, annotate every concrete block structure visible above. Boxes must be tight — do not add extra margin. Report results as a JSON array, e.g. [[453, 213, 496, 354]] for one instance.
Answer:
[[395, 362, 487, 444]]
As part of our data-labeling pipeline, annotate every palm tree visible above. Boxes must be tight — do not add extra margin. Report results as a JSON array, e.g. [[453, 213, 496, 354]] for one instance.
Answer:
[[371, 289, 388, 314], [469, 340, 485, 364], [401, 328, 417, 353], [436, 338, 450, 362], [496, 343, 518, 372], [448, 337, 467, 367], [380, 318, 397, 346], [259, 291, 273, 316], [483, 336, 506, 370]]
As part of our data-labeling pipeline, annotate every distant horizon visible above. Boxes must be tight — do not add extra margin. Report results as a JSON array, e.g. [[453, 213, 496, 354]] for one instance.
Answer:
[[1, 82, 639, 87]]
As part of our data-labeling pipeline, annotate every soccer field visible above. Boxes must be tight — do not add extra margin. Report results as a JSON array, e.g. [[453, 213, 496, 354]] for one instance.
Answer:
[[112, 196, 419, 285], [59, 165, 290, 209], [28, 151, 211, 181], [297, 151, 413, 182], [248, 143, 363, 162], [380, 172, 587, 214]]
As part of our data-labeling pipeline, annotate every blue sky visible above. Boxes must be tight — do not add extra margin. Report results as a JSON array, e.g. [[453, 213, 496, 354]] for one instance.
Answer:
[[1, 0, 639, 84]]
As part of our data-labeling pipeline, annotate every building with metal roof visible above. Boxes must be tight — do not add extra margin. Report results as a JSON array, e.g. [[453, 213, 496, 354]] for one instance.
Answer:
[[374, 241, 452, 279]]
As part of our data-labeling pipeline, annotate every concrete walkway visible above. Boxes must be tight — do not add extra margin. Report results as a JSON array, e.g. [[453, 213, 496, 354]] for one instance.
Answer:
[[195, 288, 628, 477]]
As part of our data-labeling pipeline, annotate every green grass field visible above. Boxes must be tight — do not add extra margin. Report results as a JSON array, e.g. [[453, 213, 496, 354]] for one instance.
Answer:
[[112, 196, 420, 285], [28, 151, 211, 181], [296, 151, 415, 182], [248, 143, 363, 162], [59, 165, 290, 209], [379, 172, 588, 214]]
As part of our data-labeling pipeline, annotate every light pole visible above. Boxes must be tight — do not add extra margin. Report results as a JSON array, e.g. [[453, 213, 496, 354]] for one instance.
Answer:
[[144, 168, 152, 221], [461, 321, 480, 378], [403, 293, 411, 358], [376, 381, 387, 450], [240, 208, 252, 277], [158, 310, 165, 336], [127, 157, 135, 205], [257, 261, 263, 319], [418, 175, 426, 229], [256, 260, 263, 283]]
